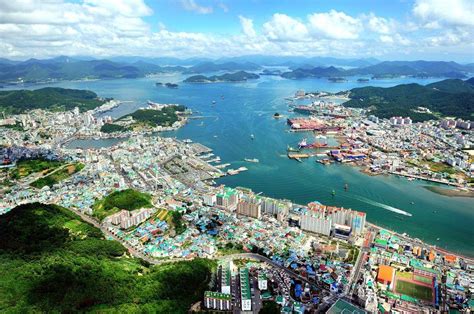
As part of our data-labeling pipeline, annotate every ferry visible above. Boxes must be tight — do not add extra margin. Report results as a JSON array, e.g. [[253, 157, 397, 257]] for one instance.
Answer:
[[244, 158, 259, 163]]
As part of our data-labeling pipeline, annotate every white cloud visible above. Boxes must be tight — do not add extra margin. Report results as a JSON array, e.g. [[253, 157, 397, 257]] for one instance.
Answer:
[[238, 15, 256, 37], [366, 13, 394, 34], [0, 1, 472, 61], [263, 14, 308, 42], [307, 10, 362, 39], [413, 0, 474, 27], [180, 0, 213, 14]]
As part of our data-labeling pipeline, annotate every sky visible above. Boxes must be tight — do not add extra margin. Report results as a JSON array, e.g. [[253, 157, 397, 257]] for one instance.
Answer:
[[0, 0, 473, 62]]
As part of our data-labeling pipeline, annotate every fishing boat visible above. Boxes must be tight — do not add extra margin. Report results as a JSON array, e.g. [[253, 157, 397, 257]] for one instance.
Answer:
[[287, 145, 300, 152]]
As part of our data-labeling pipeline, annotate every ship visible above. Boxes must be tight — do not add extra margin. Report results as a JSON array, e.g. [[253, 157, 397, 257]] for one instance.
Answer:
[[244, 158, 259, 163]]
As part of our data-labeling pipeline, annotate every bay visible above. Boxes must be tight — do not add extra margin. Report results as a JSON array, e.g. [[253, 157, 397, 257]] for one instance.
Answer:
[[6, 73, 473, 257]]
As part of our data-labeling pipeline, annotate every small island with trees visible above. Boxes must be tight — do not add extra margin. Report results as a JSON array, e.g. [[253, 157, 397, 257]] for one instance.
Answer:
[[184, 71, 259, 83], [100, 104, 189, 134]]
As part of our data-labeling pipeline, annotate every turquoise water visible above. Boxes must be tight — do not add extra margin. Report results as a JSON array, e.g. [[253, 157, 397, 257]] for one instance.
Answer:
[[8, 74, 474, 256]]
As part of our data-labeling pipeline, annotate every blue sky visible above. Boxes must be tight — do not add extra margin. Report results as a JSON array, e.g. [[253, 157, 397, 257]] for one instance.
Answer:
[[0, 0, 473, 61], [148, 1, 412, 34]]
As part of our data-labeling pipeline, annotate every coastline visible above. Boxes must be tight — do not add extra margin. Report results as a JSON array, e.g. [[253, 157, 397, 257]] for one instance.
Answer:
[[423, 185, 474, 198]]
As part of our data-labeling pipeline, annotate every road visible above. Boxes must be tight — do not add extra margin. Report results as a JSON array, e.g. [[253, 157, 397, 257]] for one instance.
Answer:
[[66, 206, 189, 265]]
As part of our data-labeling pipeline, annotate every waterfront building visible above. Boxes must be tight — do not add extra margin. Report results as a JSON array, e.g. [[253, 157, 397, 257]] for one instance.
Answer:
[[300, 211, 332, 236], [236, 195, 262, 219], [300, 202, 366, 237], [204, 291, 231, 311]]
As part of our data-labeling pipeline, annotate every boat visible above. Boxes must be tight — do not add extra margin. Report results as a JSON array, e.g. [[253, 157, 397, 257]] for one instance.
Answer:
[[250, 134, 255, 140], [407, 177, 415, 181], [212, 100, 216, 105], [331, 190, 336, 196], [317, 159, 332, 165], [410, 201, 415, 205], [437, 238, 440, 241], [298, 138, 308, 149], [244, 158, 259, 163], [344, 183, 349, 191], [287, 145, 300, 152], [182, 139, 193, 144]]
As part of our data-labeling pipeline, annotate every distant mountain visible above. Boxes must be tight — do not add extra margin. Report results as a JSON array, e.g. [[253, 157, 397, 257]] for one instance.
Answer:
[[0, 87, 107, 114], [0, 59, 180, 83], [184, 71, 260, 83], [108, 56, 211, 66], [281, 66, 344, 79], [218, 55, 379, 68], [183, 61, 260, 74], [343, 77, 474, 121], [348, 61, 471, 78], [281, 60, 474, 79]]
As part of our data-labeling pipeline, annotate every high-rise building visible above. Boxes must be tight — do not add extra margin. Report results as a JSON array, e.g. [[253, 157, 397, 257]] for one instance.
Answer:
[[220, 261, 232, 295], [204, 291, 231, 311], [258, 272, 268, 290], [240, 268, 252, 312], [236, 195, 262, 219]]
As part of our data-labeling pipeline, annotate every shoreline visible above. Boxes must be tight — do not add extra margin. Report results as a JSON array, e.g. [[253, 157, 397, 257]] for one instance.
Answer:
[[423, 185, 474, 198], [367, 222, 474, 262]]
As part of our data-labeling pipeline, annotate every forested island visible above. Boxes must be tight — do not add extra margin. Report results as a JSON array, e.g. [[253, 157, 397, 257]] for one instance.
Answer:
[[0, 203, 214, 313], [343, 78, 474, 121], [100, 105, 187, 133], [184, 71, 259, 83], [0, 87, 107, 114]]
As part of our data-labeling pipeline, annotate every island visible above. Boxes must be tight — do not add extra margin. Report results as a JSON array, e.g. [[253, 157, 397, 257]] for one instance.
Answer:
[[184, 71, 259, 83], [165, 82, 178, 88], [343, 77, 474, 121], [0, 87, 108, 114], [328, 77, 347, 82], [100, 104, 189, 133]]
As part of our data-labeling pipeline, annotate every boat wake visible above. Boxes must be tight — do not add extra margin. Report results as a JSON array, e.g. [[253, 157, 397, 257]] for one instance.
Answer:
[[352, 195, 413, 217]]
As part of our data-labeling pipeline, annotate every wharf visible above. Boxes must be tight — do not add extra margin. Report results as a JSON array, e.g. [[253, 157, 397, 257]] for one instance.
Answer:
[[388, 171, 466, 188]]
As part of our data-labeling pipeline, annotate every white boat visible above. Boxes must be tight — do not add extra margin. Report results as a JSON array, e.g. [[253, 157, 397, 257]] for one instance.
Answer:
[[244, 158, 259, 163]]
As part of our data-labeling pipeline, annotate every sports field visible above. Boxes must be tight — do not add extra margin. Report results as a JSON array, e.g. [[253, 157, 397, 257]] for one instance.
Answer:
[[395, 280, 433, 301]]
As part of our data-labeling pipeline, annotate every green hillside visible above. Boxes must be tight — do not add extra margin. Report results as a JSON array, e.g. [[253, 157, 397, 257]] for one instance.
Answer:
[[343, 78, 474, 121], [92, 188, 153, 220], [0, 87, 107, 114], [0, 203, 214, 313]]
